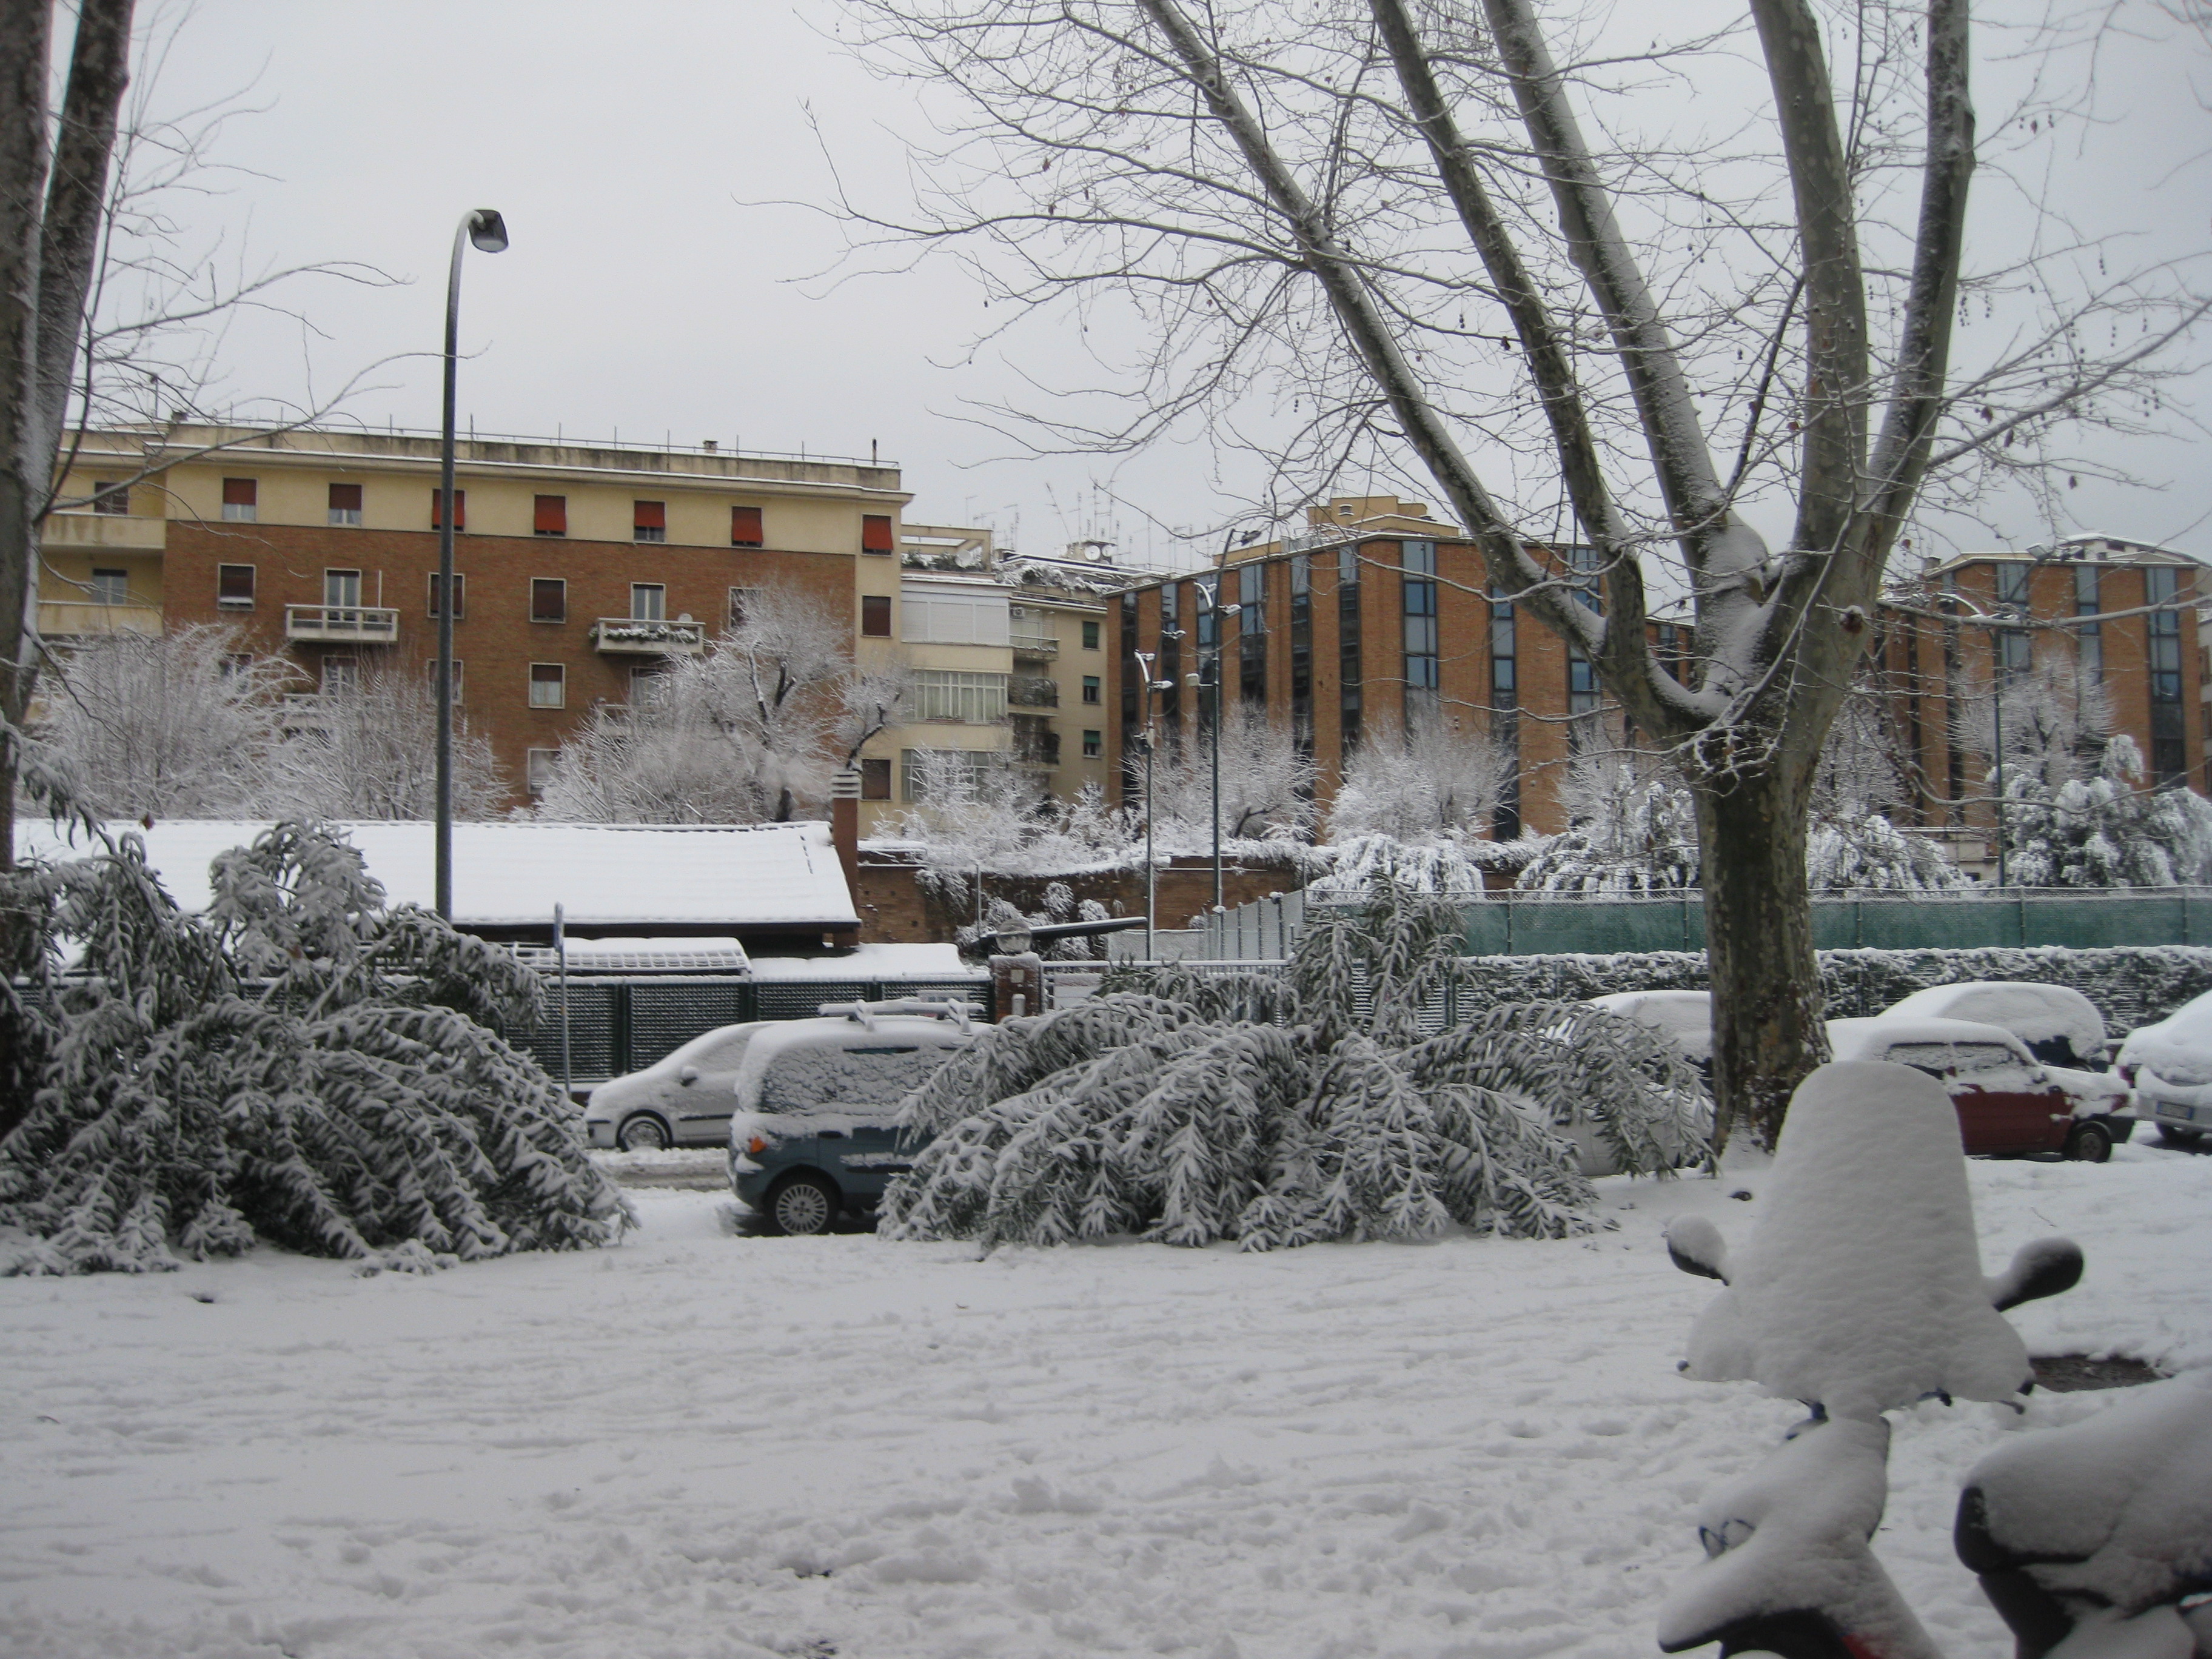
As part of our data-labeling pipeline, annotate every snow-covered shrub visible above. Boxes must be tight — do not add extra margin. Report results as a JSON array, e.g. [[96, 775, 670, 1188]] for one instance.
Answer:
[[2002, 736, 2212, 887], [1327, 711, 1512, 842], [1307, 832, 1534, 900], [1807, 814, 1966, 891], [0, 822, 631, 1274], [880, 863, 1706, 1250], [1516, 759, 1700, 893]]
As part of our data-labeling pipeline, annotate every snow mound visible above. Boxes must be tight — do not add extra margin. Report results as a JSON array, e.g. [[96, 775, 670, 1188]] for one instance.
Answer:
[[1677, 1061, 2034, 1418], [1963, 1371, 2212, 1621]]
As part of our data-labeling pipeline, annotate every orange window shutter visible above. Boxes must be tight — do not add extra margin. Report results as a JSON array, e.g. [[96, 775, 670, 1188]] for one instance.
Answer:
[[731, 505, 764, 546], [432, 488, 466, 529], [223, 478, 256, 506], [534, 495, 566, 534], [634, 500, 666, 531], [862, 514, 894, 553]]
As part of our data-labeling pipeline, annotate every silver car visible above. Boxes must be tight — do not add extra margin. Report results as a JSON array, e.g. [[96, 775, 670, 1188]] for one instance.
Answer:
[[2117, 990, 2212, 1150], [585, 1021, 773, 1151]]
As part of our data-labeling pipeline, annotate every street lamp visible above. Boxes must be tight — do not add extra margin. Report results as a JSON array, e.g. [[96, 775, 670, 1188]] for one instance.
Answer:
[[1207, 526, 1250, 917], [436, 208, 508, 920], [1131, 651, 1174, 959]]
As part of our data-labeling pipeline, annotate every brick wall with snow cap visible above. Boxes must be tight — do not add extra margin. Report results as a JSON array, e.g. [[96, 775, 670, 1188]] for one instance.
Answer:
[[1676, 1060, 2036, 1420]]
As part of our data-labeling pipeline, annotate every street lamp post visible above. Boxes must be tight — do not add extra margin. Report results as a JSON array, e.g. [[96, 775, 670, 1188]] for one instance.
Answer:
[[1208, 526, 1247, 917], [436, 208, 509, 921], [1132, 651, 1167, 959]]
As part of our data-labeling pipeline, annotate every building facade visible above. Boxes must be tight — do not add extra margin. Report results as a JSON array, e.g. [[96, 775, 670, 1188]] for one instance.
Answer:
[[1108, 505, 2207, 851]]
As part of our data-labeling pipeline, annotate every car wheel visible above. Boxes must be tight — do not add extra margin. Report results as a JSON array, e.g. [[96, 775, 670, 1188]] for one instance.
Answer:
[[2156, 1124, 2205, 1151], [615, 1113, 671, 1152], [763, 1172, 840, 1237], [2063, 1121, 2113, 1164]]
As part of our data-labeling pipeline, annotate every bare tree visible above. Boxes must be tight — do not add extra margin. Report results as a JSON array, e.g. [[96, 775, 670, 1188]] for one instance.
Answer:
[[1329, 708, 1512, 842], [536, 584, 907, 824], [1145, 702, 1317, 846], [833, 0, 2207, 1144], [29, 622, 288, 817], [272, 663, 507, 822]]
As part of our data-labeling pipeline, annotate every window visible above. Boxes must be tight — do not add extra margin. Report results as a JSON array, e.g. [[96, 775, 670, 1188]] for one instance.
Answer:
[[1082, 618, 1101, 650], [427, 571, 466, 618], [529, 663, 566, 708], [526, 748, 559, 795], [1082, 675, 1101, 704], [912, 669, 1008, 723], [901, 747, 1000, 801], [531, 578, 567, 623], [862, 594, 892, 637], [423, 659, 466, 703], [1289, 553, 1313, 758], [221, 478, 257, 522], [2074, 565, 2102, 682], [862, 514, 895, 554], [633, 500, 666, 543], [1403, 541, 1438, 717], [534, 494, 567, 536], [92, 477, 129, 515], [1490, 586, 1521, 839], [631, 665, 669, 707], [321, 655, 359, 693], [1337, 546, 1362, 754], [431, 488, 465, 531], [217, 564, 255, 608], [1995, 561, 2031, 612], [222, 652, 252, 677], [324, 568, 362, 610], [1239, 560, 1267, 708], [87, 568, 128, 606], [2148, 566, 2186, 783], [327, 482, 363, 526], [731, 504, 765, 548], [859, 757, 893, 800], [729, 586, 759, 630], [1082, 729, 1101, 759], [630, 583, 666, 622], [902, 587, 1011, 645]]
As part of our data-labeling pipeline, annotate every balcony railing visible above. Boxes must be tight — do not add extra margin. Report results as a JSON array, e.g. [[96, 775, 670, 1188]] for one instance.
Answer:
[[1008, 675, 1059, 708], [1010, 630, 1059, 657], [38, 599, 163, 639], [589, 617, 706, 654], [284, 604, 399, 644]]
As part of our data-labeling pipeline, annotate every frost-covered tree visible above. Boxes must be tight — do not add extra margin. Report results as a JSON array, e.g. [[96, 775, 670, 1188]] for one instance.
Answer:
[[1328, 709, 1511, 843], [1807, 814, 1965, 891], [1145, 702, 1316, 847], [2003, 736, 2212, 888], [536, 584, 903, 823], [0, 819, 631, 1271], [31, 625, 292, 818], [880, 857, 1707, 1249], [1517, 757, 1701, 894], [271, 661, 506, 821]]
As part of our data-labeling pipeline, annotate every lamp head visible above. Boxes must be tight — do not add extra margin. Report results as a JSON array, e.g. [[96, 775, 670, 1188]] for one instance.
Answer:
[[994, 925, 1033, 956], [468, 209, 510, 253]]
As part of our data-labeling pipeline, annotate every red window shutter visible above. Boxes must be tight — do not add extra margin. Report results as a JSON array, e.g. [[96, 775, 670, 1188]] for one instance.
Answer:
[[222, 477, 256, 506], [534, 495, 566, 535], [634, 500, 666, 531], [861, 514, 894, 554], [862, 594, 893, 637], [329, 483, 363, 512], [432, 488, 466, 529], [731, 505, 764, 547]]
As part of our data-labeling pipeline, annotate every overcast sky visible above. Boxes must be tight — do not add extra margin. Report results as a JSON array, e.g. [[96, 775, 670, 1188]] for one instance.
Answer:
[[113, 1, 2211, 572]]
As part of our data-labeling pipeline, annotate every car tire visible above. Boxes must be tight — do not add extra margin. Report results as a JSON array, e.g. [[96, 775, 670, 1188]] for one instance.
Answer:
[[2156, 1124, 2205, 1151], [763, 1172, 840, 1237], [615, 1113, 672, 1153], [2063, 1121, 2113, 1164]]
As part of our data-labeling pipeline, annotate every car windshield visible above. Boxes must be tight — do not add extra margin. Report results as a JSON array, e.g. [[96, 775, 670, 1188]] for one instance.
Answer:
[[1949, 1043, 2022, 1074], [1882, 1042, 1954, 1078]]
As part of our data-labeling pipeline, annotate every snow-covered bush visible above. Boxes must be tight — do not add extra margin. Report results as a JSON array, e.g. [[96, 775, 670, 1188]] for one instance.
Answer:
[[1327, 711, 1512, 843], [1516, 759, 1700, 893], [2002, 736, 2212, 887], [880, 863, 1706, 1250], [0, 822, 631, 1274], [1807, 814, 1966, 891], [1308, 831, 1535, 900]]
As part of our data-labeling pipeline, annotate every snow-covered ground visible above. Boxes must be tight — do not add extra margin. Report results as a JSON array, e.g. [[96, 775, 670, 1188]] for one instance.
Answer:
[[4, 1146, 2208, 1659]]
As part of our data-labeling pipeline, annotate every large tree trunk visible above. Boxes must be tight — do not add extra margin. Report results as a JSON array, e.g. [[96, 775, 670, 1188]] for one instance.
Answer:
[[1694, 757, 1829, 1153]]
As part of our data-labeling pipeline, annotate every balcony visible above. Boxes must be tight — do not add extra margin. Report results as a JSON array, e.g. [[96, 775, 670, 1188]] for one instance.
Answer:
[[279, 692, 333, 732], [590, 617, 706, 655], [1010, 630, 1059, 659], [43, 511, 167, 552], [38, 599, 163, 640], [1008, 675, 1059, 708], [1011, 714, 1061, 769], [284, 604, 399, 645]]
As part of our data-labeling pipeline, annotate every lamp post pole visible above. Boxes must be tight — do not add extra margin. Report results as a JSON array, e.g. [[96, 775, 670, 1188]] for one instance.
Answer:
[[1209, 526, 1245, 916], [1993, 687, 2008, 890], [436, 208, 509, 920], [1133, 651, 1162, 959]]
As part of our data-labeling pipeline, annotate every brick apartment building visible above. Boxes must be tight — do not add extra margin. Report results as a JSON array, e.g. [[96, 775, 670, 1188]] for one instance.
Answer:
[[1107, 503, 2206, 849]]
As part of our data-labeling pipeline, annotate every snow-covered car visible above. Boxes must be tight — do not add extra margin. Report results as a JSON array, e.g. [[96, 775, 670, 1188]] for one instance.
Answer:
[[1584, 990, 1713, 1071], [586, 1021, 773, 1151], [2116, 989, 2212, 1150], [1875, 980, 2111, 1071], [728, 1000, 981, 1235], [1827, 1016, 2123, 1161]]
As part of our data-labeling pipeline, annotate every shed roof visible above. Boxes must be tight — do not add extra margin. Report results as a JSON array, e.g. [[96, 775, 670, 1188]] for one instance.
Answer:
[[19, 819, 862, 933]]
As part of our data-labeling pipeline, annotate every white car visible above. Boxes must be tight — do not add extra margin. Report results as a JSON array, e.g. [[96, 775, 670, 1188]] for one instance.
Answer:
[[585, 1021, 774, 1151], [1584, 990, 1714, 1070], [1877, 980, 2111, 1073], [2117, 990, 2212, 1150]]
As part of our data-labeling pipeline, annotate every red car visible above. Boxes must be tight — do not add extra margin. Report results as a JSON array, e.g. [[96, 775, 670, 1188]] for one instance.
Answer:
[[1826, 1016, 2129, 1161]]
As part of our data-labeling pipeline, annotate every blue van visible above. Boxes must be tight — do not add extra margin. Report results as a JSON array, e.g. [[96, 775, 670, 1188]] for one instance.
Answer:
[[727, 999, 980, 1235]]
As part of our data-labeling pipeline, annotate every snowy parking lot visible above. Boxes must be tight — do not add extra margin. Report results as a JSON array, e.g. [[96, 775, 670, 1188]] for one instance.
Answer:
[[4, 1146, 2210, 1659]]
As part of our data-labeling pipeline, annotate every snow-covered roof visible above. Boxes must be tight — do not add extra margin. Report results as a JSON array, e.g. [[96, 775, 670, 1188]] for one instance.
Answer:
[[19, 819, 861, 932], [746, 942, 973, 979], [1828, 1014, 2033, 1064], [514, 936, 754, 975]]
